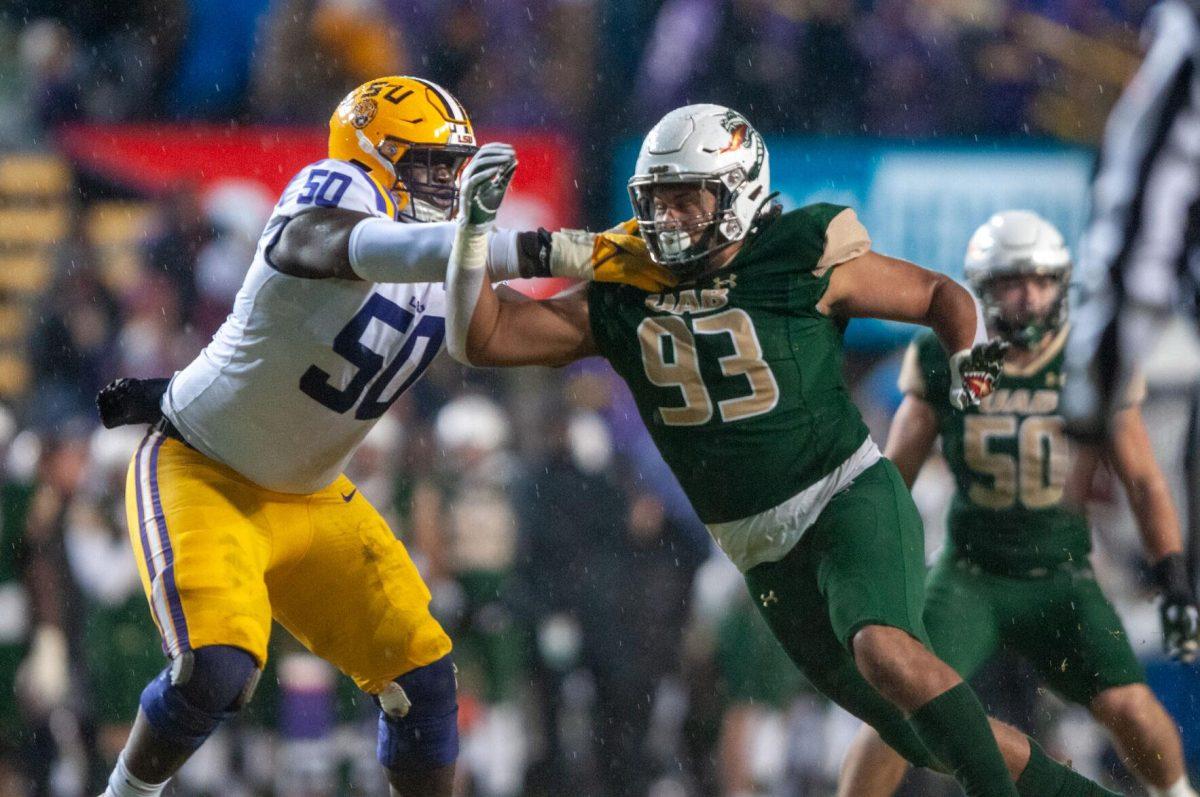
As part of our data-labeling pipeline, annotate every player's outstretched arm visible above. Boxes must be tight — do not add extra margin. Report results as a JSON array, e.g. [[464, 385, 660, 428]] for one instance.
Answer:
[[454, 279, 596, 367], [444, 146, 597, 368], [1107, 405, 1200, 660], [818, 251, 1003, 408], [818, 251, 977, 351]]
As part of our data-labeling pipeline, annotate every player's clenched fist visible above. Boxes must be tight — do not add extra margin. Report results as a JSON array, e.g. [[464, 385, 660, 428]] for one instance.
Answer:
[[949, 339, 1007, 410]]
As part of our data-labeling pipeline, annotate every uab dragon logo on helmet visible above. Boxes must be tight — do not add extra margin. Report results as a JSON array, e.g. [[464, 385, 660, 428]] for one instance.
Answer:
[[628, 104, 773, 279], [329, 76, 478, 223], [964, 210, 1072, 349]]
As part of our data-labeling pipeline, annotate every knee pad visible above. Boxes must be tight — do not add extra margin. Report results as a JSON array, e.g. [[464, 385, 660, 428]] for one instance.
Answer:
[[140, 645, 260, 751], [377, 654, 459, 772]]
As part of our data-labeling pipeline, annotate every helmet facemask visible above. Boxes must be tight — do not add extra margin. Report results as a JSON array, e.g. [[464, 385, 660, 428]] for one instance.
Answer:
[[977, 268, 1071, 350], [375, 137, 477, 222], [629, 175, 744, 282]]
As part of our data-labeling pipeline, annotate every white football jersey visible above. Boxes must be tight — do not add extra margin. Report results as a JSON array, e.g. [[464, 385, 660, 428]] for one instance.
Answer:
[[163, 159, 448, 493]]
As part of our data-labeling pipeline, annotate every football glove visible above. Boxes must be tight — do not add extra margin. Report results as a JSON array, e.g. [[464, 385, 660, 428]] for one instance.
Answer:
[[459, 142, 517, 228], [515, 219, 678, 292], [1153, 553, 1200, 663], [590, 218, 678, 293], [949, 339, 1007, 410], [97, 377, 169, 428]]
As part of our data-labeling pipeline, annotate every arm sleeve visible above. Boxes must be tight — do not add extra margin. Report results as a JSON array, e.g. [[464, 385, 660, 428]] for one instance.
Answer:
[[1063, 3, 1200, 437]]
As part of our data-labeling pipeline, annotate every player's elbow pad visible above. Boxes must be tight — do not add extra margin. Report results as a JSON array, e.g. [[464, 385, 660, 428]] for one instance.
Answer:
[[347, 218, 459, 283]]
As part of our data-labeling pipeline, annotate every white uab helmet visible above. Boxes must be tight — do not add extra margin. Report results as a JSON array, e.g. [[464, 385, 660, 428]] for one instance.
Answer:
[[628, 104, 771, 277], [964, 210, 1072, 348]]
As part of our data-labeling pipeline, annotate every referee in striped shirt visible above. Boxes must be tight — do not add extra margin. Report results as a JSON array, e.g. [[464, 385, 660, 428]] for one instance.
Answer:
[[1062, 0, 1200, 662], [1063, 0, 1200, 437]]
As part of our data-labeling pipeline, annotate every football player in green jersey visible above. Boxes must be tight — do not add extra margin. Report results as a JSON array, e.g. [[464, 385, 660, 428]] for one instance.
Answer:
[[442, 105, 1122, 797], [838, 210, 1200, 797]]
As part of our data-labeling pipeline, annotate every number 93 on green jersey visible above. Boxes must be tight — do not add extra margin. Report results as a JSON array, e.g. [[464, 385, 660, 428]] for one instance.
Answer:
[[587, 204, 873, 525]]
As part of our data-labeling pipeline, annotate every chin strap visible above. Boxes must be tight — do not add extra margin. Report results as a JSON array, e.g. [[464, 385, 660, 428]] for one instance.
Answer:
[[355, 130, 398, 184]]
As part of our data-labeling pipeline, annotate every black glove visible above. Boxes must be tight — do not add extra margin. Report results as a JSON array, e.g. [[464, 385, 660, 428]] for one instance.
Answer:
[[1152, 553, 1200, 663], [948, 339, 1008, 410], [96, 378, 169, 429]]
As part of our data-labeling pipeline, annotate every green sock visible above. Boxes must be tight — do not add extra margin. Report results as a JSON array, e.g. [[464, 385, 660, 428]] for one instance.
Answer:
[[908, 683, 1018, 797], [1015, 738, 1122, 797]]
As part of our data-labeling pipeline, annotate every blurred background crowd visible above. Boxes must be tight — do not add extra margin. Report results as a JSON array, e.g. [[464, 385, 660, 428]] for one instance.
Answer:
[[0, 0, 1196, 795]]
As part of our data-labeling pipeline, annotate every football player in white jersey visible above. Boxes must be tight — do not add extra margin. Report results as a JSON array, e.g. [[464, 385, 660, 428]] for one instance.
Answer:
[[92, 76, 583, 797]]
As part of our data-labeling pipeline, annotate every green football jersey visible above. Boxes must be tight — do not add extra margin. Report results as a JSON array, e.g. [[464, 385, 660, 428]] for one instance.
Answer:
[[588, 204, 872, 524], [903, 328, 1090, 574]]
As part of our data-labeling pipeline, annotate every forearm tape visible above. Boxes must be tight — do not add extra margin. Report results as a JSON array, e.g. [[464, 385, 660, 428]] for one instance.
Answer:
[[505, 228, 596, 281], [445, 223, 489, 364]]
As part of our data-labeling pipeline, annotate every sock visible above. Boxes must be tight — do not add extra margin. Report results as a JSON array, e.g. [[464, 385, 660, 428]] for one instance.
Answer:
[[1148, 776, 1200, 797], [908, 683, 1018, 797], [1015, 738, 1122, 797], [105, 754, 168, 797]]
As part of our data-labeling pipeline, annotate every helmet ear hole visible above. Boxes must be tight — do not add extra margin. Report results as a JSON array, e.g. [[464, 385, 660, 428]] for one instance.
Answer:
[[720, 168, 746, 191]]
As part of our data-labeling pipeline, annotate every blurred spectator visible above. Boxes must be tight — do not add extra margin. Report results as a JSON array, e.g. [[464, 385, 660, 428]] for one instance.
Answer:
[[517, 404, 704, 796], [414, 395, 527, 797], [517, 406, 629, 795], [853, 0, 973, 136], [141, 185, 211, 320], [116, 270, 201, 379], [16, 19, 83, 130], [14, 422, 92, 793], [62, 426, 159, 771], [27, 225, 122, 430], [248, 0, 407, 124], [164, 0, 271, 119], [192, 179, 275, 335], [591, 488, 703, 796], [0, 415, 34, 794]]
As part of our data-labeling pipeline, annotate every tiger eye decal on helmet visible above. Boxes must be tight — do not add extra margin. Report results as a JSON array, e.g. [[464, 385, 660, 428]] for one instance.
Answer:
[[349, 98, 377, 129]]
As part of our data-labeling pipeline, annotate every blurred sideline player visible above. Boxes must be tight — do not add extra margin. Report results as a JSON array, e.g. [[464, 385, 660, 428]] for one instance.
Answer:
[[439, 104, 1123, 796], [837, 211, 1200, 797], [1062, 0, 1200, 444], [91, 75, 636, 797]]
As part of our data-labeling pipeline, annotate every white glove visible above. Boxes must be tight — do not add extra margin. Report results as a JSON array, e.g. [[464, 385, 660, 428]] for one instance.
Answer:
[[459, 142, 517, 231], [16, 625, 69, 715]]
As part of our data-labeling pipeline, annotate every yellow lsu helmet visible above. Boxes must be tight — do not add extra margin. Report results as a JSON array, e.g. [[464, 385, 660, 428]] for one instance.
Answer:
[[329, 76, 478, 222]]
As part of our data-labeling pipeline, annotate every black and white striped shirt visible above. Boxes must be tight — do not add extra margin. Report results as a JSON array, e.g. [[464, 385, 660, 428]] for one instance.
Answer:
[[1062, 0, 1200, 439]]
